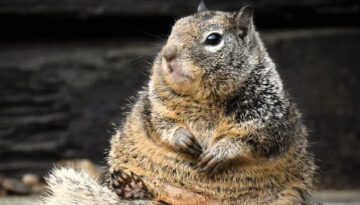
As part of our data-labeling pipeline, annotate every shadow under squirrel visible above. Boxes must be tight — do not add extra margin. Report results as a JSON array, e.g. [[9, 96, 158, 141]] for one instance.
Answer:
[[39, 2, 318, 205]]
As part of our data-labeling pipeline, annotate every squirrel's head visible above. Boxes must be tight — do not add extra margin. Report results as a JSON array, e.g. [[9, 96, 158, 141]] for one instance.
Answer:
[[153, 4, 267, 99]]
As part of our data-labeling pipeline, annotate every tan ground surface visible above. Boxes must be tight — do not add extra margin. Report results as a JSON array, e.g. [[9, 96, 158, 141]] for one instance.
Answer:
[[0, 191, 359, 205]]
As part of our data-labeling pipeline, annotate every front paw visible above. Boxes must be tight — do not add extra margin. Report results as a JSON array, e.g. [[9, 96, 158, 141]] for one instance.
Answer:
[[197, 146, 228, 174], [174, 128, 202, 157]]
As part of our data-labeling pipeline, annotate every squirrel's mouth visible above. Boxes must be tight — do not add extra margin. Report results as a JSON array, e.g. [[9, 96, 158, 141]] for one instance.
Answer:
[[166, 61, 191, 83]]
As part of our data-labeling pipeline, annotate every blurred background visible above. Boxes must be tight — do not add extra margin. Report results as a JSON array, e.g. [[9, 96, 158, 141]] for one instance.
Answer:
[[0, 0, 359, 199]]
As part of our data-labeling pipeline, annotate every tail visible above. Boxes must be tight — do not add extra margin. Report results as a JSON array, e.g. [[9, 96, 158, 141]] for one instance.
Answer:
[[37, 168, 156, 205]]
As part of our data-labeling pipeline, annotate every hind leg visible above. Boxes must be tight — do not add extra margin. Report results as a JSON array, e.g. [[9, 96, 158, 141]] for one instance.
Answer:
[[111, 169, 223, 205], [111, 170, 153, 200], [266, 188, 321, 205]]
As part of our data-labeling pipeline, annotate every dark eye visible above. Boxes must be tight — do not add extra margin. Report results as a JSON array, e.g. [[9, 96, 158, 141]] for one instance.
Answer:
[[204, 33, 222, 46]]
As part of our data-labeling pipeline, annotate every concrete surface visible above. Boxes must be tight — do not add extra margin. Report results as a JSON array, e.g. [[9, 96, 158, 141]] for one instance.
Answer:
[[0, 191, 359, 205]]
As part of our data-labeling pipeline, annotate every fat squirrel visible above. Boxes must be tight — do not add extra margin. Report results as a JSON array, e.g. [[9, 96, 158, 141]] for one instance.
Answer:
[[39, 3, 318, 205]]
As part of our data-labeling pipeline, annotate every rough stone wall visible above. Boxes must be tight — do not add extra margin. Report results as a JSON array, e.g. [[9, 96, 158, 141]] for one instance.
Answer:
[[0, 0, 359, 189]]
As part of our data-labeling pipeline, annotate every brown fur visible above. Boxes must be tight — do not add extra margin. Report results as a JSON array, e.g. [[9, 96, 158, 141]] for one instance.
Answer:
[[108, 94, 316, 204], [108, 7, 317, 205]]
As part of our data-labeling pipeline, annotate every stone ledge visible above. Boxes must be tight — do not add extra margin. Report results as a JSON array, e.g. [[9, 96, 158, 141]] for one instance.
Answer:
[[1, 191, 360, 205]]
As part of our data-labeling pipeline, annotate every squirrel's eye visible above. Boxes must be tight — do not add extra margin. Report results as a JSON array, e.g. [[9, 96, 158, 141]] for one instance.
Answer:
[[204, 33, 222, 46]]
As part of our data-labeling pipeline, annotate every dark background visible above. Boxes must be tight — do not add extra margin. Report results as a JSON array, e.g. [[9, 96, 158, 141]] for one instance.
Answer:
[[0, 0, 359, 189]]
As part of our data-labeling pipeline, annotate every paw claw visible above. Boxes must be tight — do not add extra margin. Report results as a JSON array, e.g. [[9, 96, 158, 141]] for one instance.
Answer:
[[197, 149, 226, 174], [111, 170, 153, 200], [175, 128, 202, 157]]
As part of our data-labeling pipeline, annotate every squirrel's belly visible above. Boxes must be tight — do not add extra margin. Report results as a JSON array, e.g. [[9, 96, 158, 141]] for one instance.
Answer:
[[112, 133, 284, 201]]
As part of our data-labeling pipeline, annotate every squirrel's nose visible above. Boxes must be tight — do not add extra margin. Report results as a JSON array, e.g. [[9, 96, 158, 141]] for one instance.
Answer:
[[163, 46, 178, 62]]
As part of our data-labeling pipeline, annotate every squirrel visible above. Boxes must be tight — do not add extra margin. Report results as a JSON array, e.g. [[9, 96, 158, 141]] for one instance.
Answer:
[[39, 2, 318, 205]]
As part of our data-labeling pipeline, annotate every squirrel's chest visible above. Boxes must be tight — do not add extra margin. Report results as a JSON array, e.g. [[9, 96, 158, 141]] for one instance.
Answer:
[[184, 109, 216, 129], [175, 105, 224, 145], [151, 97, 233, 145]]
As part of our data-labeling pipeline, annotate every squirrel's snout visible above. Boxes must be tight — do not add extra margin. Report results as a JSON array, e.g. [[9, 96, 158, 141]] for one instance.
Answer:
[[163, 46, 179, 63]]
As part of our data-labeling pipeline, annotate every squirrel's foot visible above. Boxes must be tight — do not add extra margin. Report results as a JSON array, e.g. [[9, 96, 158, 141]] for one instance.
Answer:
[[111, 170, 153, 199], [174, 128, 202, 157]]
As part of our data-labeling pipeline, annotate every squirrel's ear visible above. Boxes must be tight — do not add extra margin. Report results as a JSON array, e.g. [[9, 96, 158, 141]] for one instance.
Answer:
[[235, 5, 254, 38], [197, 0, 208, 12]]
